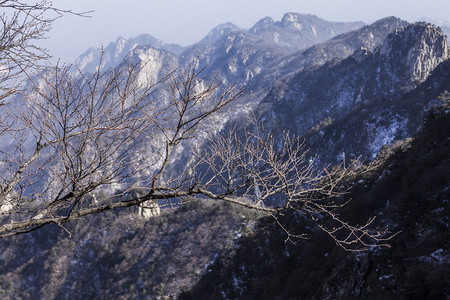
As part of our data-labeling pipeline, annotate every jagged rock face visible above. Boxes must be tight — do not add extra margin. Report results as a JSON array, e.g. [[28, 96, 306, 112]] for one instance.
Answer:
[[360, 24, 448, 99], [75, 34, 183, 74], [180, 31, 285, 86], [73, 13, 363, 87], [279, 12, 361, 36], [380, 23, 449, 82], [129, 46, 179, 84], [178, 16, 407, 95], [256, 22, 449, 162], [72, 13, 363, 87], [420, 17, 450, 37], [205, 12, 364, 55]]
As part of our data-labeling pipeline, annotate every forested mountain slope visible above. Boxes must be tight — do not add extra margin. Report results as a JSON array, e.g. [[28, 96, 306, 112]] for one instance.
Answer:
[[181, 98, 450, 300]]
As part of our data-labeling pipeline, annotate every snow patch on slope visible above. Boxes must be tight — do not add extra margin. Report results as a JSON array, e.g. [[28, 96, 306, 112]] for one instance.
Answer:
[[366, 116, 407, 159]]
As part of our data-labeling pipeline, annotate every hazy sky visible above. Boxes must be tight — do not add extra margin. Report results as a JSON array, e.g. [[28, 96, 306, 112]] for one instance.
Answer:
[[44, 0, 450, 63]]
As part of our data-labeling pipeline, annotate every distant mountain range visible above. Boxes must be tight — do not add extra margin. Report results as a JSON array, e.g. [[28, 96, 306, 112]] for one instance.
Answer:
[[76, 13, 364, 75], [73, 13, 449, 169]]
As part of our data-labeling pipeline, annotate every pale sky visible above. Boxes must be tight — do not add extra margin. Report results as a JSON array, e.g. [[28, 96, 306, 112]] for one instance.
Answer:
[[43, 0, 450, 63]]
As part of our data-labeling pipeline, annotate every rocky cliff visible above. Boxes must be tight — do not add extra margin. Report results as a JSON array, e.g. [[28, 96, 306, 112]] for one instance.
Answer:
[[256, 22, 449, 162]]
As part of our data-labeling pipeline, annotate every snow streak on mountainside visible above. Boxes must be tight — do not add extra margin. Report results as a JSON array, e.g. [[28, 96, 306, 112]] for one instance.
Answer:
[[75, 34, 183, 74]]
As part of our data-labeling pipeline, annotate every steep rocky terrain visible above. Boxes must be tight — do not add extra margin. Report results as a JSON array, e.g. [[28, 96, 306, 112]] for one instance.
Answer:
[[75, 13, 364, 85], [304, 58, 450, 165], [257, 22, 449, 163], [247, 13, 364, 53], [75, 34, 183, 74]]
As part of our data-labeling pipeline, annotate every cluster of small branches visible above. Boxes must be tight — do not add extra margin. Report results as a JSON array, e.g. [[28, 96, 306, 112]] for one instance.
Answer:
[[195, 116, 393, 250], [0, 0, 88, 98]]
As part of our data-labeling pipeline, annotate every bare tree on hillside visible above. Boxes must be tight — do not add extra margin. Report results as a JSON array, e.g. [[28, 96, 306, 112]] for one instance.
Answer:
[[0, 1, 392, 250]]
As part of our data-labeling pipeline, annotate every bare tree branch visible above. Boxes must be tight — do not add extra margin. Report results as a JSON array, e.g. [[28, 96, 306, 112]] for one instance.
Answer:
[[0, 3, 393, 250]]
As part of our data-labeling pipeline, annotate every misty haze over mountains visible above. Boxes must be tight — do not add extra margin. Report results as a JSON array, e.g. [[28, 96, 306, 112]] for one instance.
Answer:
[[1, 12, 449, 299], [74, 12, 448, 166]]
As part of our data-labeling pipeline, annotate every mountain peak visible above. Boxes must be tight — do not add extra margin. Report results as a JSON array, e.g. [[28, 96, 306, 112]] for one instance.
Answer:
[[115, 35, 126, 42], [200, 22, 242, 44], [380, 22, 449, 82], [368, 16, 408, 30], [249, 16, 275, 34], [280, 12, 319, 25], [75, 34, 184, 74], [278, 13, 322, 31]]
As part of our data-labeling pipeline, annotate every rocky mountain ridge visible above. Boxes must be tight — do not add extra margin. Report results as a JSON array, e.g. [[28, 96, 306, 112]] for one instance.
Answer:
[[75, 13, 364, 82], [261, 17, 409, 81], [245, 12, 364, 52], [256, 22, 449, 162]]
